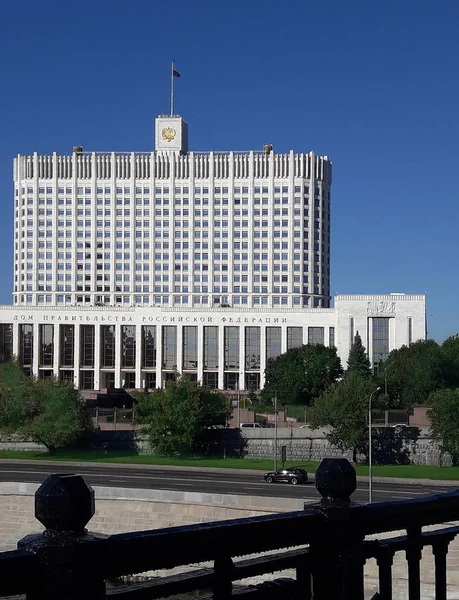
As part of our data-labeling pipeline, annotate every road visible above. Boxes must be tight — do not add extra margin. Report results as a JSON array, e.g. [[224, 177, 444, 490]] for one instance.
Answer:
[[0, 461, 456, 504]]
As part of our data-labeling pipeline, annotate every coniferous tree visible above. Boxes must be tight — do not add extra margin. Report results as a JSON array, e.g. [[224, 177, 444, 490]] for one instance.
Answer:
[[347, 332, 372, 379]]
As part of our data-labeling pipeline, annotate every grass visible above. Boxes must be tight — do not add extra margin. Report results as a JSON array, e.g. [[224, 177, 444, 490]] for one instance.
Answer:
[[0, 449, 459, 480], [0, 449, 320, 471]]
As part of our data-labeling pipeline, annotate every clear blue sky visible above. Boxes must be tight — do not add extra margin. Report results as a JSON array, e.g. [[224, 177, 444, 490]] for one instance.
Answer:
[[0, 0, 458, 341]]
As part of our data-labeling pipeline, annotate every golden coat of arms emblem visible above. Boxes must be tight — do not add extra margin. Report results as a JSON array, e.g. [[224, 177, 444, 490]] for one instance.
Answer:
[[161, 127, 176, 142]]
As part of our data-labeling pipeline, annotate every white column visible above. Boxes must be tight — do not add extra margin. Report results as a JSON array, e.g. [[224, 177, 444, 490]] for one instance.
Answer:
[[115, 324, 122, 387], [135, 324, 142, 389], [94, 324, 101, 390], [12, 322, 19, 359], [197, 325, 204, 384], [176, 325, 183, 375], [53, 323, 60, 378], [260, 325, 267, 389], [218, 325, 224, 389], [156, 325, 163, 388], [281, 326, 288, 354], [239, 326, 245, 390], [32, 323, 40, 378], [73, 324, 81, 389], [302, 325, 308, 345]]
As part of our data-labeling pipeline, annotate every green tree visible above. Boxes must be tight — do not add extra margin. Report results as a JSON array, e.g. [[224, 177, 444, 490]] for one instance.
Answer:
[[28, 378, 92, 452], [347, 331, 371, 379], [262, 344, 343, 406], [428, 389, 459, 465], [309, 373, 381, 462], [0, 361, 39, 430], [0, 362, 91, 451], [134, 378, 232, 456], [382, 340, 459, 410], [441, 334, 459, 369]]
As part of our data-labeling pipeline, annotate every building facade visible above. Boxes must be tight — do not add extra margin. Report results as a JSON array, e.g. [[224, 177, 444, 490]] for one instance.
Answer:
[[0, 294, 426, 392], [13, 116, 331, 310], [8, 114, 428, 393]]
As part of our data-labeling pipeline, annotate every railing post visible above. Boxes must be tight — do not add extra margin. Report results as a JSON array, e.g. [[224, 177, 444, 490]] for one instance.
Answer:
[[406, 523, 422, 600], [307, 458, 366, 600], [17, 474, 106, 599], [212, 555, 235, 600]]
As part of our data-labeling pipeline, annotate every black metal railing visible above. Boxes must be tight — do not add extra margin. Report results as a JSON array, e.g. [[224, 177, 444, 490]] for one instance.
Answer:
[[0, 458, 457, 599]]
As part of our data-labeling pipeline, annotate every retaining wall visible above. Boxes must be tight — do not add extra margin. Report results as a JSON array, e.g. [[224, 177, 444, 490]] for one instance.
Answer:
[[0, 427, 449, 466], [0, 483, 303, 552]]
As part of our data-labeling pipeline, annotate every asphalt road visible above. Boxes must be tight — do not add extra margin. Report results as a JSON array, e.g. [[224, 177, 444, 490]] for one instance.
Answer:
[[0, 461, 456, 504]]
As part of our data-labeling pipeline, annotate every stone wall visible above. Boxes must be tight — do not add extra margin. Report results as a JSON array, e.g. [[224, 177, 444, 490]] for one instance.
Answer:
[[0, 483, 303, 552], [0, 427, 450, 466], [241, 427, 448, 466]]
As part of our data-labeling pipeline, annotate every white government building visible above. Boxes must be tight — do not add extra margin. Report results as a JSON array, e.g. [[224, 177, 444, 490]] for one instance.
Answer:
[[5, 113, 426, 392]]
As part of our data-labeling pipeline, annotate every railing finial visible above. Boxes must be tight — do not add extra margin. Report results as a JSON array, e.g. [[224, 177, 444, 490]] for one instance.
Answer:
[[314, 458, 356, 505], [35, 473, 95, 534]]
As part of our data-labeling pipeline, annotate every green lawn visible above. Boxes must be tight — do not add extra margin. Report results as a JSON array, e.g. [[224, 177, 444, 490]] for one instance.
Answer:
[[0, 450, 320, 471], [1, 449, 459, 480]]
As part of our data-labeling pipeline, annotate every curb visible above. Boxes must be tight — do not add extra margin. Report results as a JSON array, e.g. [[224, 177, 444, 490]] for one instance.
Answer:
[[0, 459, 458, 487]]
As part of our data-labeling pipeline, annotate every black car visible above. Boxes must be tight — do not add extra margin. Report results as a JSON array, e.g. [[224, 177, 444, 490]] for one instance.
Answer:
[[264, 467, 308, 485]]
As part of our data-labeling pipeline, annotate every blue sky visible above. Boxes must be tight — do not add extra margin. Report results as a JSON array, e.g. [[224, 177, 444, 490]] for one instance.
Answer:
[[0, 0, 458, 341]]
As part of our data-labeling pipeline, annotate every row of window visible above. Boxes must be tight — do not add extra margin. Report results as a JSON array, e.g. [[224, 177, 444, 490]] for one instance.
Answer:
[[18, 185, 318, 196], [15, 293, 327, 307], [0, 324, 333, 371]]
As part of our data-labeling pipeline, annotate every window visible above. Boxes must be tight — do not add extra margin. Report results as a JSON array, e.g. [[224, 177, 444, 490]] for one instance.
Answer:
[[224, 327, 239, 369], [308, 327, 324, 346], [203, 326, 218, 369], [101, 325, 116, 368], [408, 317, 413, 346], [224, 372, 239, 390], [245, 372, 260, 391], [80, 370, 94, 390], [203, 372, 218, 389], [162, 326, 177, 369], [20, 324, 33, 366], [329, 327, 335, 348], [0, 325, 13, 362], [60, 325, 74, 367], [266, 327, 281, 360], [39, 324, 54, 367], [81, 326, 95, 367], [287, 327, 303, 349], [121, 325, 136, 368], [245, 327, 260, 370], [183, 327, 198, 369], [142, 326, 156, 368], [372, 318, 390, 372]]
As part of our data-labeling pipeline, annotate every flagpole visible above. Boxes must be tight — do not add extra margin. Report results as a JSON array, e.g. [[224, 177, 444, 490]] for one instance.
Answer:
[[170, 60, 174, 116]]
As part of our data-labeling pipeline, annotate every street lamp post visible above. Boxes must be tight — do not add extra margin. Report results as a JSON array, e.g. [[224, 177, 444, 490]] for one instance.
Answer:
[[368, 386, 381, 504]]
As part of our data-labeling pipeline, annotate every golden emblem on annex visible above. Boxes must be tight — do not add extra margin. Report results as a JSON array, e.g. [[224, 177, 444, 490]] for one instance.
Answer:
[[161, 127, 176, 142]]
